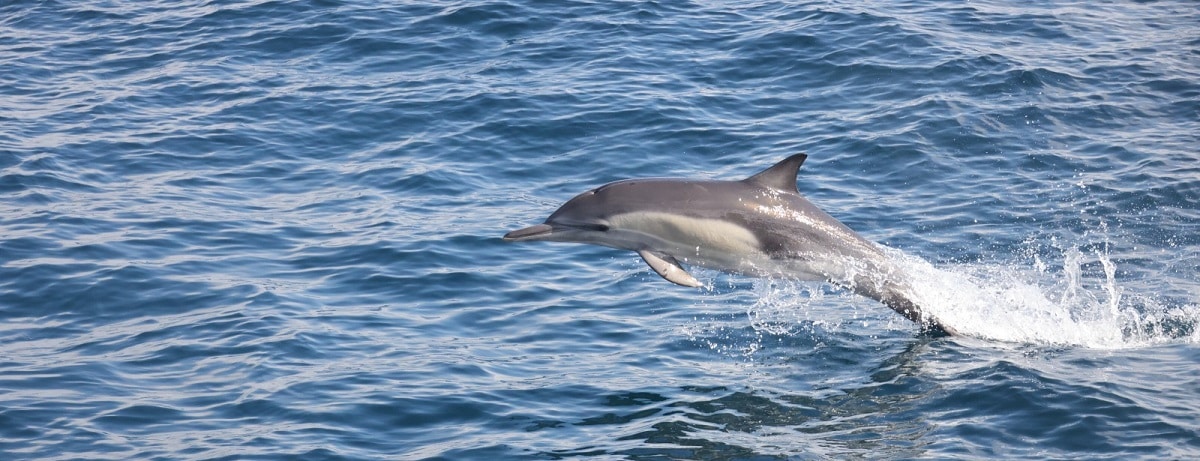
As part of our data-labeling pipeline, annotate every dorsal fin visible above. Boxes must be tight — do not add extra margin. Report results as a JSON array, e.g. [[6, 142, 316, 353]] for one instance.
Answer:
[[742, 153, 807, 192]]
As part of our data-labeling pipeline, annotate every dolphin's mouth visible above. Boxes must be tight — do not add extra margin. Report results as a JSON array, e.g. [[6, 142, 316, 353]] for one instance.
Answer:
[[502, 223, 555, 242]]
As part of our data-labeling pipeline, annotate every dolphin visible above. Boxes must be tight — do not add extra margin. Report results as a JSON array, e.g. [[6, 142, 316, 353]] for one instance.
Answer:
[[503, 154, 952, 335]]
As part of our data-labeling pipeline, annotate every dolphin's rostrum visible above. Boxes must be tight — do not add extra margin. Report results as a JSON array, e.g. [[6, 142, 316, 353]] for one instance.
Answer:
[[503, 154, 952, 335]]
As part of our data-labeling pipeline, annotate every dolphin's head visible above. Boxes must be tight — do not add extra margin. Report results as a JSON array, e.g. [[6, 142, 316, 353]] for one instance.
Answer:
[[503, 185, 624, 246]]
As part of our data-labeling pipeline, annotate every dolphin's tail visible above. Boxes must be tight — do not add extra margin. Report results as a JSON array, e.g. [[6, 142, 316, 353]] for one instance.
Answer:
[[849, 278, 956, 336], [878, 288, 956, 336]]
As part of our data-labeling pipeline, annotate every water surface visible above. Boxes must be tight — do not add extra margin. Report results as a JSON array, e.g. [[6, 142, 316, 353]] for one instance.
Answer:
[[1, 1, 1198, 459]]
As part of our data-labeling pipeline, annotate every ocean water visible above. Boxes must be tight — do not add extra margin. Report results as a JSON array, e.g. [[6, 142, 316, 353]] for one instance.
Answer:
[[2, 0, 1199, 459]]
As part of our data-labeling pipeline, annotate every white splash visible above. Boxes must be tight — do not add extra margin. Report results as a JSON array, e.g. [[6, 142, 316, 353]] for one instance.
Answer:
[[735, 235, 1200, 349], [886, 239, 1200, 349]]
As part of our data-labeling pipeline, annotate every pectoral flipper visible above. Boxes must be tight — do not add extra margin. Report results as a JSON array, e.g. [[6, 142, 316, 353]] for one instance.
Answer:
[[638, 250, 702, 288]]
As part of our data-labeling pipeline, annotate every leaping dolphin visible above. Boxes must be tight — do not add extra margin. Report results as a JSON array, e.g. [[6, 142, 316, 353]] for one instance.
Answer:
[[503, 154, 952, 335]]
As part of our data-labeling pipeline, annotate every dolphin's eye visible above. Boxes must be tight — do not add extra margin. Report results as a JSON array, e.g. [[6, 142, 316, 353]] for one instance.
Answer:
[[585, 224, 610, 232]]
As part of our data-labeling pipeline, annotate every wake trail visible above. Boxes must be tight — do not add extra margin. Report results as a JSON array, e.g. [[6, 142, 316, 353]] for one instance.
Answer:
[[733, 237, 1200, 349], [887, 242, 1200, 348]]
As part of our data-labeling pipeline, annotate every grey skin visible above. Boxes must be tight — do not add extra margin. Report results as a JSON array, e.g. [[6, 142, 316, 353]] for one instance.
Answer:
[[503, 154, 952, 335]]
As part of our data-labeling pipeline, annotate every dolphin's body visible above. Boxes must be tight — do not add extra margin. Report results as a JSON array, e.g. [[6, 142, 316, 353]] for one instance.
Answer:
[[503, 154, 951, 335]]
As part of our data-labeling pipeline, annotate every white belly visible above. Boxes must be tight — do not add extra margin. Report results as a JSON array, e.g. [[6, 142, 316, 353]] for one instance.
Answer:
[[607, 211, 832, 281]]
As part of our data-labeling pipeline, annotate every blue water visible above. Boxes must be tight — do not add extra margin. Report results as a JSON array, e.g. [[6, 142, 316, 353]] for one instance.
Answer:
[[2, 0, 1199, 459]]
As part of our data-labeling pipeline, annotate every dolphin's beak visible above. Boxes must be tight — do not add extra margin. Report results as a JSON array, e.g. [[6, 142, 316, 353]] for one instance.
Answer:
[[502, 223, 555, 242]]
